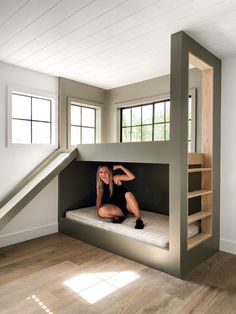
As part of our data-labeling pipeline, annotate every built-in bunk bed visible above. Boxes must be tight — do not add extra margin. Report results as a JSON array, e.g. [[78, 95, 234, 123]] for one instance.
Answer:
[[58, 31, 221, 278]]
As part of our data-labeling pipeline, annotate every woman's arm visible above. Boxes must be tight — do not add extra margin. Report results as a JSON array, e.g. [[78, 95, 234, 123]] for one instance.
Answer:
[[113, 164, 135, 184]]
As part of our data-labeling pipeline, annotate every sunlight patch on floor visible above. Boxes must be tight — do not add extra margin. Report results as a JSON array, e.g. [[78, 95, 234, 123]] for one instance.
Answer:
[[64, 271, 140, 304], [26, 295, 53, 314]]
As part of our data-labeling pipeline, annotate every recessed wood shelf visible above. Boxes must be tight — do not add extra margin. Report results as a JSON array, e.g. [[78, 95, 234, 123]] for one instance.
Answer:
[[188, 233, 212, 250], [188, 153, 205, 165], [187, 54, 214, 251], [188, 189, 212, 198], [188, 211, 212, 224], [188, 167, 212, 173]]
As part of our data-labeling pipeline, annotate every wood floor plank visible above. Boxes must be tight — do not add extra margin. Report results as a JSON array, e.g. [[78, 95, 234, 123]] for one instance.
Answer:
[[0, 233, 235, 314], [185, 251, 236, 292], [175, 285, 223, 313]]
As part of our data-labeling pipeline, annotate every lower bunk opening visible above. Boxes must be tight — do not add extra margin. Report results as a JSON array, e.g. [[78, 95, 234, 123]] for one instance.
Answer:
[[58, 160, 200, 275], [59, 161, 171, 247]]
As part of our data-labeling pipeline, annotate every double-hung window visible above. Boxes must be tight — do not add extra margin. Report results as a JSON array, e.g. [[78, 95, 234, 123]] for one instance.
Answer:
[[120, 99, 170, 142], [68, 98, 101, 146], [120, 91, 196, 152], [8, 89, 57, 145]]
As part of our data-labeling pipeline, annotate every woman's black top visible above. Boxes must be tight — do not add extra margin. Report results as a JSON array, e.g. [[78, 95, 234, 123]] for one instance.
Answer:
[[102, 182, 128, 214]]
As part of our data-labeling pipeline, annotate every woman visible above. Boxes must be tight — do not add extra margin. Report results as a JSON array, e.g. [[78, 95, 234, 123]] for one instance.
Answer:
[[96, 164, 144, 229]]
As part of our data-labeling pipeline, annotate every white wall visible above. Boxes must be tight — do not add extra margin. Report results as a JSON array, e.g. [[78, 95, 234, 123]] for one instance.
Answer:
[[104, 74, 171, 143], [220, 56, 236, 254], [59, 77, 106, 147], [0, 62, 58, 246], [104, 69, 202, 144], [0, 62, 58, 198], [0, 177, 58, 248]]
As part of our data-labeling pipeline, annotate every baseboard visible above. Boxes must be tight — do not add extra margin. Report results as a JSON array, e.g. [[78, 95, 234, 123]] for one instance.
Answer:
[[220, 238, 236, 255], [0, 223, 58, 248]]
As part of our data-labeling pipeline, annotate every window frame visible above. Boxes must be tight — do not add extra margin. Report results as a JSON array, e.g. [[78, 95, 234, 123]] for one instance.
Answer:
[[7, 85, 58, 147], [188, 88, 196, 152], [67, 97, 102, 147], [118, 89, 196, 151], [120, 100, 171, 142], [117, 93, 169, 143]]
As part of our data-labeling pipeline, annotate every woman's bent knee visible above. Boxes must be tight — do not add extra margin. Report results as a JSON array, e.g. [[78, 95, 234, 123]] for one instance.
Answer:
[[98, 206, 106, 218], [125, 191, 134, 200]]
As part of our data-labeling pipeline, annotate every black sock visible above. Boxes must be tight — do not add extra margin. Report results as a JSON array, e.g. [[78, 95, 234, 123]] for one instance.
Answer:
[[135, 219, 144, 229]]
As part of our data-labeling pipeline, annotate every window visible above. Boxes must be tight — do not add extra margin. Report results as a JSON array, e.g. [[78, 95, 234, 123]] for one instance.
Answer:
[[120, 99, 170, 142], [9, 90, 56, 145], [120, 94, 195, 152], [70, 104, 96, 145], [187, 91, 196, 152], [188, 96, 192, 152]]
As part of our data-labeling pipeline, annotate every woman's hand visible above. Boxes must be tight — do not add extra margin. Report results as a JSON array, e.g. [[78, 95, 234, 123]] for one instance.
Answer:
[[113, 165, 121, 171], [113, 165, 135, 182]]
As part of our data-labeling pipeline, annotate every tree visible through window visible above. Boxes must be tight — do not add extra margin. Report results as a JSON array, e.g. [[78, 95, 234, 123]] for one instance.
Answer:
[[70, 104, 96, 145], [120, 97, 193, 151], [121, 100, 170, 142], [11, 92, 52, 144]]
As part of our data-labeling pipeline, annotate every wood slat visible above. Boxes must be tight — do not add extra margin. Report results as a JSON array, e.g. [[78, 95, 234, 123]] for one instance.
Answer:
[[0, 0, 60, 46], [188, 153, 205, 165], [189, 53, 212, 71], [188, 211, 212, 224], [188, 233, 212, 250], [188, 189, 212, 198], [188, 167, 212, 173]]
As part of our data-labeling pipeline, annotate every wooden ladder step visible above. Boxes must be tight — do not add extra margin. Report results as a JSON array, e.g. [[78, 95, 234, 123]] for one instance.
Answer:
[[188, 233, 212, 250], [188, 167, 212, 173], [188, 211, 212, 224], [188, 189, 212, 198]]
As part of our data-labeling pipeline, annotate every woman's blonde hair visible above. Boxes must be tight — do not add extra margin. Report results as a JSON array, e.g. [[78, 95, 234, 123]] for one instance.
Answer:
[[96, 165, 113, 197]]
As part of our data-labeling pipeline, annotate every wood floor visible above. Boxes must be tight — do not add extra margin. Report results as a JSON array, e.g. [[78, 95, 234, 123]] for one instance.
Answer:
[[0, 233, 236, 314]]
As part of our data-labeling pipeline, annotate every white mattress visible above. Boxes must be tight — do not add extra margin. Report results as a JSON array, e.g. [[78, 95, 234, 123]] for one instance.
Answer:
[[66, 206, 200, 249]]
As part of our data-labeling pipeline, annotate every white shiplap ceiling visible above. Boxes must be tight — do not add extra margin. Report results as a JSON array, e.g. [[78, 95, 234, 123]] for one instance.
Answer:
[[0, 0, 236, 89]]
